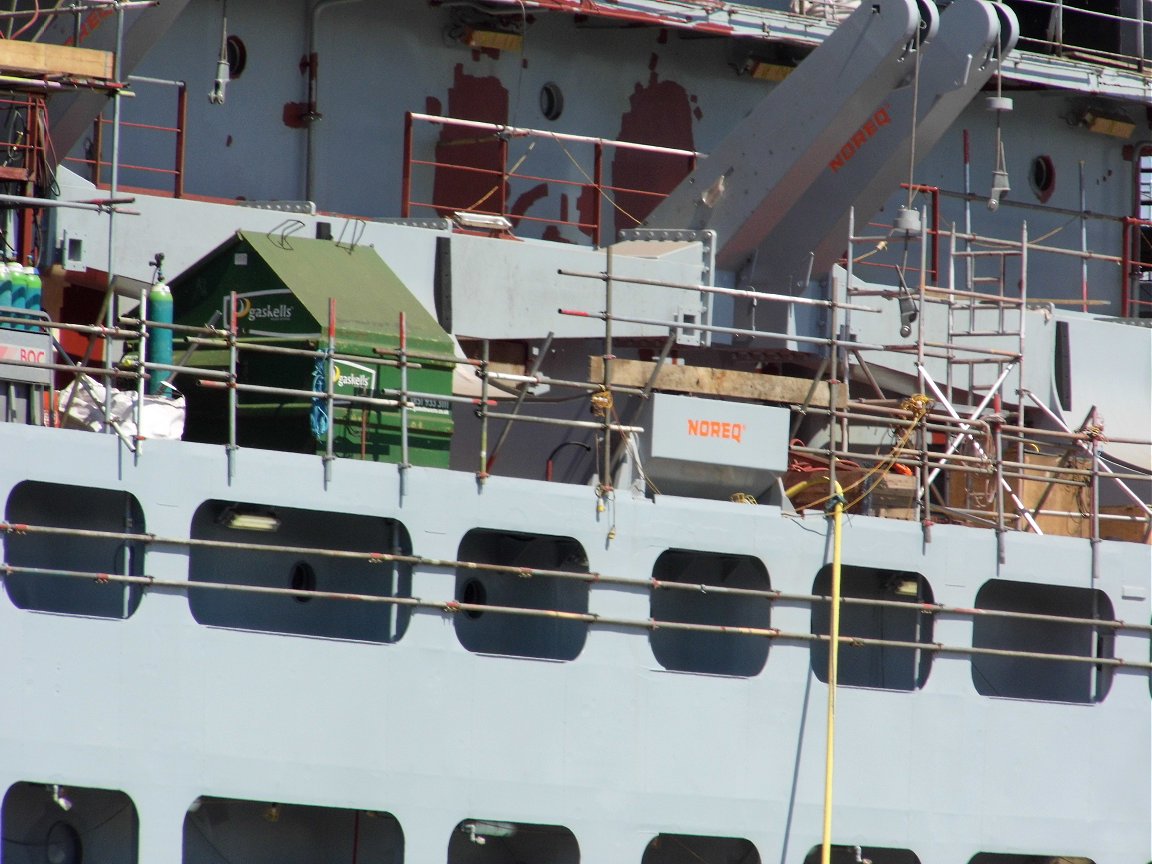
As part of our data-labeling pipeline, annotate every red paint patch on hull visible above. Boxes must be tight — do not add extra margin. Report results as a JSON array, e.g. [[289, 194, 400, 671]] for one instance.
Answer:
[[431, 65, 510, 218], [510, 182, 550, 226], [282, 102, 309, 129], [611, 72, 696, 236]]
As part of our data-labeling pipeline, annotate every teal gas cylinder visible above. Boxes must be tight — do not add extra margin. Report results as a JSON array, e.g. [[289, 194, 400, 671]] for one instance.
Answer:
[[147, 280, 174, 394]]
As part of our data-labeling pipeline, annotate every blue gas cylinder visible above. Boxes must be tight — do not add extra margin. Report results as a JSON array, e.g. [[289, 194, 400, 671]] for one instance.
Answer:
[[0, 264, 12, 326], [24, 266, 42, 326], [10, 265, 27, 328], [147, 279, 174, 395]]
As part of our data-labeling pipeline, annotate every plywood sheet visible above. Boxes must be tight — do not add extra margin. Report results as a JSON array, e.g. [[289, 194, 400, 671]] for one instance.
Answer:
[[0, 40, 113, 80]]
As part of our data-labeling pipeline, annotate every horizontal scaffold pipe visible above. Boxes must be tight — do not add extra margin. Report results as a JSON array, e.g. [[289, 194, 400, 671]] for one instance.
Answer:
[[3, 564, 1149, 671], [0, 314, 137, 339], [119, 318, 228, 338], [558, 308, 888, 352], [483, 411, 643, 433], [557, 268, 881, 314], [883, 341, 1021, 359], [848, 284, 1026, 306], [183, 335, 429, 370], [2, 523, 1148, 634], [484, 369, 646, 396], [0, 194, 137, 213]]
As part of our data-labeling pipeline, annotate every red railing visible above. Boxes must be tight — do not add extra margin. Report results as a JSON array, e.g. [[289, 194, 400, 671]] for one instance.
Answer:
[[402, 112, 701, 247], [1121, 216, 1152, 318], [0, 92, 46, 185], [65, 75, 187, 198], [0, 92, 49, 262]]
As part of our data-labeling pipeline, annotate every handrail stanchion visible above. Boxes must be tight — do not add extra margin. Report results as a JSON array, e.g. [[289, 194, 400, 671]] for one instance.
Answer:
[[401, 112, 414, 218], [593, 141, 604, 248], [498, 134, 509, 221], [174, 81, 187, 198]]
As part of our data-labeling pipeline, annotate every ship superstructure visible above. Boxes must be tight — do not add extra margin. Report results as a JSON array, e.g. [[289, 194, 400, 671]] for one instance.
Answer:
[[0, 1, 1148, 863]]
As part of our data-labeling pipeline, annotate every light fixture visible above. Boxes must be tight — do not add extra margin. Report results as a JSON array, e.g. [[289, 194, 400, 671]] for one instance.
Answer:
[[464, 27, 523, 52], [452, 211, 512, 233], [1070, 104, 1134, 139], [218, 506, 281, 533], [742, 58, 792, 81], [461, 820, 517, 845], [50, 785, 72, 812], [890, 576, 920, 596], [263, 803, 280, 823]]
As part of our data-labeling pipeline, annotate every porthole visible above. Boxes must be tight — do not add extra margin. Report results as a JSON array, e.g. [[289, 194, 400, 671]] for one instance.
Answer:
[[289, 561, 316, 602], [226, 36, 247, 79], [1030, 155, 1055, 202], [539, 82, 563, 121], [460, 578, 486, 618], [44, 822, 81, 864]]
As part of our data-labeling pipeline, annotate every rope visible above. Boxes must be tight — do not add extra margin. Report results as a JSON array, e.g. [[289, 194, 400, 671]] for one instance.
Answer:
[[589, 388, 613, 416], [309, 355, 329, 441], [793, 394, 934, 513]]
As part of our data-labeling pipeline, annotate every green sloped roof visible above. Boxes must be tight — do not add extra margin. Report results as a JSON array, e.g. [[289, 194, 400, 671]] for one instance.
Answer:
[[238, 232, 452, 356]]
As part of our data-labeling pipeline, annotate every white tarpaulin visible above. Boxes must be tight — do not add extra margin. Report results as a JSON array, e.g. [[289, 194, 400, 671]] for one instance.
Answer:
[[58, 375, 185, 441]]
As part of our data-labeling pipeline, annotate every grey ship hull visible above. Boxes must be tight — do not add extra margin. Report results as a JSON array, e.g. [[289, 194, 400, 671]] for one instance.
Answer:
[[0, 421, 1148, 862]]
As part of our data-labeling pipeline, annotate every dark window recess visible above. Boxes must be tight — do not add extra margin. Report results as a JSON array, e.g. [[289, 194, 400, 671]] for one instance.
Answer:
[[3, 481, 146, 618], [539, 82, 564, 121], [2, 782, 138, 864], [290, 560, 317, 602], [185, 798, 403, 864], [460, 577, 486, 618], [971, 580, 1115, 703], [649, 549, 771, 676], [804, 846, 921, 864], [1054, 320, 1072, 411], [453, 529, 590, 661], [970, 854, 1094, 864], [1030, 155, 1055, 202], [810, 566, 934, 691], [189, 501, 413, 643], [645, 834, 760, 864], [449, 820, 578, 864]]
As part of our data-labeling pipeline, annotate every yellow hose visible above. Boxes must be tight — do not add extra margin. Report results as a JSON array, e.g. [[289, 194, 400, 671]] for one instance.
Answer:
[[785, 476, 844, 864]]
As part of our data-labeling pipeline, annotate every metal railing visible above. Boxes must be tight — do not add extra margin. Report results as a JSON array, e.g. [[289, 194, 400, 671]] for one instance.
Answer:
[[401, 112, 702, 247], [1, 520, 1149, 683], [64, 74, 187, 198]]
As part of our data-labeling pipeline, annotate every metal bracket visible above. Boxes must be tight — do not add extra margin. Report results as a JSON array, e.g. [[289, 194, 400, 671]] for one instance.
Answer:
[[618, 228, 716, 346]]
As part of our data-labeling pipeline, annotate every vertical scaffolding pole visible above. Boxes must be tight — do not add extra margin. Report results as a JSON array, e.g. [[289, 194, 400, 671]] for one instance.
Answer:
[[477, 339, 490, 486], [324, 298, 336, 486], [227, 290, 238, 483], [601, 245, 614, 494], [103, 4, 127, 432], [399, 310, 410, 498], [1079, 161, 1089, 312], [917, 207, 930, 526], [1014, 222, 1029, 530]]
